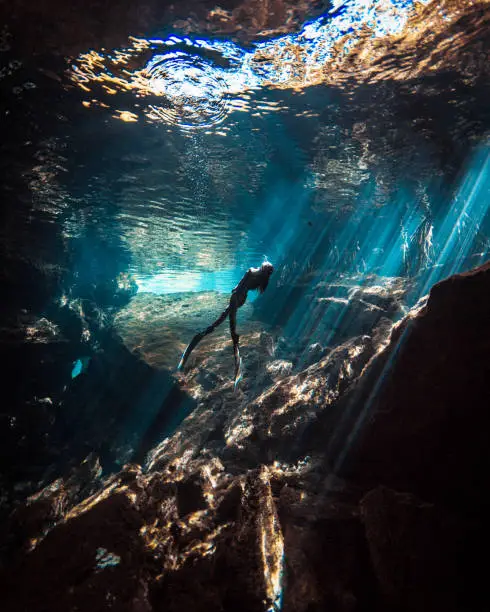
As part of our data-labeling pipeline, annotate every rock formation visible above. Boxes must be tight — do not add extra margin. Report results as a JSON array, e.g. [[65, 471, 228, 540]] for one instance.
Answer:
[[2, 261, 489, 611], [1, 0, 489, 609]]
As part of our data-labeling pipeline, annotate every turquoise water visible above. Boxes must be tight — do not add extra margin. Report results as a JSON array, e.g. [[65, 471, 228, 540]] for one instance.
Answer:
[[56, 0, 489, 301]]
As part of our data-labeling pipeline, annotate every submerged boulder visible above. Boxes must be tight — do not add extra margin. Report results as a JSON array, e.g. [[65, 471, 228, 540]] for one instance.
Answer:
[[2, 261, 490, 611], [336, 261, 490, 515]]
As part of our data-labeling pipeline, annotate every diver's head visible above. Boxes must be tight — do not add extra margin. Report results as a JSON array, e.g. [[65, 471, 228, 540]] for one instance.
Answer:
[[258, 260, 274, 293], [261, 261, 274, 276]]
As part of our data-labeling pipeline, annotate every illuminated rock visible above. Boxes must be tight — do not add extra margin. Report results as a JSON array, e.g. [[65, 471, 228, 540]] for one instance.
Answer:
[[0, 0, 489, 608], [3, 265, 490, 611]]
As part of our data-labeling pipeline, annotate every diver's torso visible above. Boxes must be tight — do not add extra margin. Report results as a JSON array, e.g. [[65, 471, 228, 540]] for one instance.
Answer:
[[231, 268, 262, 306]]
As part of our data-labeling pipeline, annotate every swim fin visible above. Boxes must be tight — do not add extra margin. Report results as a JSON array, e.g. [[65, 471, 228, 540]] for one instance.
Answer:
[[233, 344, 243, 391], [177, 331, 205, 371]]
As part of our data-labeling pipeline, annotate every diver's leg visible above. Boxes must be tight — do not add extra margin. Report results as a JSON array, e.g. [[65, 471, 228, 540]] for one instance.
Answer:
[[229, 297, 243, 388], [178, 305, 230, 370]]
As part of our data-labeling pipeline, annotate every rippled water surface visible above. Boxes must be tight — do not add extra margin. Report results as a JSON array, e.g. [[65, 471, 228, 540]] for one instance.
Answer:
[[2, 0, 490, 298]]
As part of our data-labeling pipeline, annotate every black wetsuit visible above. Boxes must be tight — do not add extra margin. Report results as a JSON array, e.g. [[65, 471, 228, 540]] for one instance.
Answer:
[[178, 262, 273, 385]]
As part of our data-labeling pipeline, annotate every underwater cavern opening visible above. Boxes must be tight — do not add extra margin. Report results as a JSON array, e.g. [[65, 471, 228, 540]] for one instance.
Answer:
[[1, 0, 490, 610]]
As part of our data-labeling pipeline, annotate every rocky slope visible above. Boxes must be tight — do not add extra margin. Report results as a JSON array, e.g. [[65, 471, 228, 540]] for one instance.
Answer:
[[1, 0, 488, 510], [2, 261, 489, 611]]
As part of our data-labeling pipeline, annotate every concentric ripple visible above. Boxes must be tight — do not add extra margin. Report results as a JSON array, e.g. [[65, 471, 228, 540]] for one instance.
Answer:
[[69, 0, 439, 131], [144, 53, 230, 130]]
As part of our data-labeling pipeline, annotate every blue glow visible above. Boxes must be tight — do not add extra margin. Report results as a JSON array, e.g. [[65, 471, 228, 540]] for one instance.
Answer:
[[71, 357, 90, 379], [245, 137, 490, 376], [136, 267, 254, 296], [327, 145, 490, 475], [71, 359, 83, 379], [417, 144, 490, 298]]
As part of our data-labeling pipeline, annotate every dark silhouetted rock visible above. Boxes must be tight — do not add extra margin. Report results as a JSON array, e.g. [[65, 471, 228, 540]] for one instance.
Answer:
[[360, 486, 461, 612], [176, 474, 208, 516], [337, 261, 490, 517]]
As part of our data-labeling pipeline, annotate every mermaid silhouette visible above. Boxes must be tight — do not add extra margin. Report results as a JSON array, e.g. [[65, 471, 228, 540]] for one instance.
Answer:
[[177, 261, 274, 387]]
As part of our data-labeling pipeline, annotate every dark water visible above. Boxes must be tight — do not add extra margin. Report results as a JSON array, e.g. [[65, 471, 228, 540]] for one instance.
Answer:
[[1, 0, 490, 494]]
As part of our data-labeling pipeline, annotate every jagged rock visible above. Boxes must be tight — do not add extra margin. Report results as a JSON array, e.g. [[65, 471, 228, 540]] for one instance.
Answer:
[[255, 274, 410, 374], [3, 488, 149, 612], [302, 275, 408, 350], [301, 341, 327, 368], [281, 514, 377, 612], [258, 331, 275, 357], [221, 334, 375, 466], [266, 359, 293, 379], [2, 256, 490, 611], [151, 465, 283, 612], [194, 367, 220, 391], [215, 481, 243, 523], [3, 453, 103, 559], [175, 474, 209, 517], [336, 261, 490, 516], [0, 252, 139, 514], [273, 472, 378, 612]]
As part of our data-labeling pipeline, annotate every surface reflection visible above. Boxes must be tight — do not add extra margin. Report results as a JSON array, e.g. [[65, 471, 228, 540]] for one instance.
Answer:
[[69, 0, 433, 130]]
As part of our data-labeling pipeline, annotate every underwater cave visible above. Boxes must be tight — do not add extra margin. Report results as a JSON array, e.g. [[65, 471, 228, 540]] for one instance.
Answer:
[[1, 0, 490, 610]]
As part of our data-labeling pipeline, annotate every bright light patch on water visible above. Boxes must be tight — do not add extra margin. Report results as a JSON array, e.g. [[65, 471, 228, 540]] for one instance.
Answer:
[[70, 0, 433, 130], [71, 357, 90, 379], [136, 268, 245, 295], [144, 53, 231, 129]]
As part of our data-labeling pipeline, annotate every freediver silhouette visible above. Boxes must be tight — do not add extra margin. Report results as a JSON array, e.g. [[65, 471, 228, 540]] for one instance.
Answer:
[[177, 261, 274, 388]]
